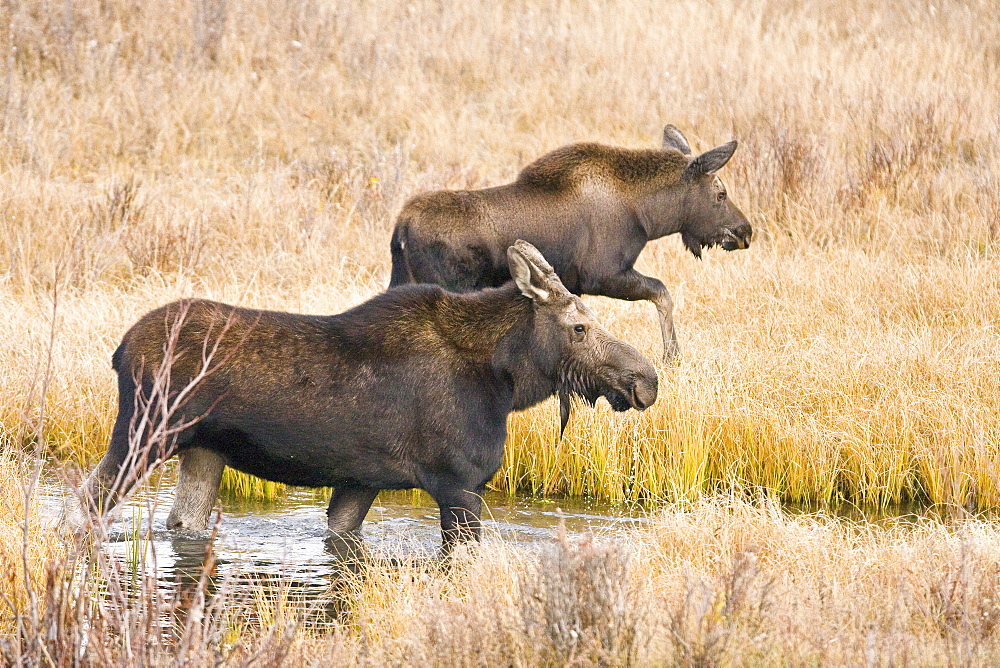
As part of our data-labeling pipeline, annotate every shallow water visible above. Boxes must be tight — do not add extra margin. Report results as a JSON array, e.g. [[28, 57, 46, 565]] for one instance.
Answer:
[[41, 477, 948, 587], [40, 472, 954, 629], [41, 477, 650, 604]]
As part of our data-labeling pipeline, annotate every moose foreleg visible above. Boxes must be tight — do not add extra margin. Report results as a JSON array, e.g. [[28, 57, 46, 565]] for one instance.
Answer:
[[167, 447, 226, 530], [588, 269, 679, 364], [653, 292, 680, 363], [434, 487, 485, 553], [63, 453, 127, 530], [326, 485, 380, 534]]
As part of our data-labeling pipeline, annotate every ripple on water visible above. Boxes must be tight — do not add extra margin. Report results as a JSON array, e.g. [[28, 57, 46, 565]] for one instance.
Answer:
[[39, 481, 647, 612]]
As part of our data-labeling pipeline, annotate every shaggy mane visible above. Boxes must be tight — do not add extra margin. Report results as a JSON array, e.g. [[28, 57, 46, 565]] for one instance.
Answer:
[[516, 143, 688, 192]]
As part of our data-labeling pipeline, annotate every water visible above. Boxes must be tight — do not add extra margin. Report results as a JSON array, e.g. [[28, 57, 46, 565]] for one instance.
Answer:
[[40, 474, 952, 629], [41, 478, 650, 604]]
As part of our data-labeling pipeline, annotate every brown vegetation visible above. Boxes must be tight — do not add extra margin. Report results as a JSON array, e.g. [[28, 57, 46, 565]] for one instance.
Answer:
[[9, 487, 1000, 665], [3, 0, 998, 508], [1, 0, 999, 662]]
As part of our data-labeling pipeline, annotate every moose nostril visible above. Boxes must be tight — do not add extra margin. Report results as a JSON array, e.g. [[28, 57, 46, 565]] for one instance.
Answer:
[[730, 225, 751, 249], [631, 378, 658, 410]]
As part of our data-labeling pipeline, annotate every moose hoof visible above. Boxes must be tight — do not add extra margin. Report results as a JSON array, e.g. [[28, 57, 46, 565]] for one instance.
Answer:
[[661, 347, 682, 367]]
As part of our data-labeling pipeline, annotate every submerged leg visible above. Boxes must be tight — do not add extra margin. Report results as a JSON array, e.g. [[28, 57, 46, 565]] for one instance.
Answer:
[[167, 447, 226, 530], [63, 416, 151, 530], [64, 450, 130, 530], [433, 486, 485, 553], [326, 485, 380, 534], [587, 269, 679, 364]]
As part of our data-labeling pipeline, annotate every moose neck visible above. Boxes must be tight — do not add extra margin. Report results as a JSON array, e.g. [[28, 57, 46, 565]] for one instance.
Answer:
[[636, 183, 689, 240], [437, 285, 557, 411]]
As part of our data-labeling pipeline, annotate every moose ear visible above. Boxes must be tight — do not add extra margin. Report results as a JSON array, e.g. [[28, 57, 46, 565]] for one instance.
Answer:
[[662, 124, 692, 155], [684, 140, 738, 178], [507, 240, 559, 303]]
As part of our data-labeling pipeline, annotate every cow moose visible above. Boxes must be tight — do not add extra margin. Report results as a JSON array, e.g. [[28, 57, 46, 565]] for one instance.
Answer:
[[390, 125, 752, 366], [66, 241, 658, 551]]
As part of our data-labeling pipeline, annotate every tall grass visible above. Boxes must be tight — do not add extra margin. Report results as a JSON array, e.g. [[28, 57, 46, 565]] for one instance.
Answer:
[[1, 0, 999, 508]]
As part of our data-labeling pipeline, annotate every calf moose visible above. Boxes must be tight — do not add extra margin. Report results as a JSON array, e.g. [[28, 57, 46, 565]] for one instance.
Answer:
[[67, 241, 658, 551], [390, 124, 752, 364]]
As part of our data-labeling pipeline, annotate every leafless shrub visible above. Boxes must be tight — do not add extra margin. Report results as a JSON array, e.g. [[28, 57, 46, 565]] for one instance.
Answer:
[[88, 177, 145, 234], [845, 103, 947, 210], [913, 537, 1000, 657], [59, 177, 147, 285], [122, 215, 205, 277], [983, 176, 1000, 244], [667, 550, 774, 667], [287, 146, 412, 224], [519, 525, 651, 666], [0, 297, 301, 665], [287, 155, 355, 202], [770, 125, 823, 199]]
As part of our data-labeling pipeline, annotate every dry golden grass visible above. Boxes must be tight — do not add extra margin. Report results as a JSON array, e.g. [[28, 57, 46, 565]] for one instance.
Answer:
[[0, 455, 56, 626], [1, 0, 999, 515], [10, 481, 1000, 665], [328, 498, 1000, 665], [4, 0, 1000, 656]]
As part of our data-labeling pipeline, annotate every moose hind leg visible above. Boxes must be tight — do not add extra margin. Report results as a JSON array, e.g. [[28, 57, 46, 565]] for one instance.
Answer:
[[63, 415, 149, 530], [326, 485, 380, 534], [167, 447, 226, 530]]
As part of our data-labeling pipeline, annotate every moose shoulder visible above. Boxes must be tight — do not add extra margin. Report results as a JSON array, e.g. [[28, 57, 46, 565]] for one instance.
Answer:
[[389, 124, 752, 363], [66, 241, 657, 551]]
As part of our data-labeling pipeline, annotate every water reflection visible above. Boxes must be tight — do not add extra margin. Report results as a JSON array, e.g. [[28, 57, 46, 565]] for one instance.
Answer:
[[783, 498, 971, 526], [45, 479, 967, 629], [79, 487, 650, 627]]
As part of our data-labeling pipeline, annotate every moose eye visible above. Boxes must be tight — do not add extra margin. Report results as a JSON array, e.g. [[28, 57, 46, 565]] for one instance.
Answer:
[[717, 191, 727, 202], [573, 324, 586, 334]]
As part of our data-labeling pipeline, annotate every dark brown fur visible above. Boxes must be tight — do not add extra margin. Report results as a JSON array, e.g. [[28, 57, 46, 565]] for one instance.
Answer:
[[517, 143, 689, 192], [66, 242, 658, 551]]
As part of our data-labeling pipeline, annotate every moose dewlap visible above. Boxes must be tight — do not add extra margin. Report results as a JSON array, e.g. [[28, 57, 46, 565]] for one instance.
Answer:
[[67, 241, 657, 550]]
